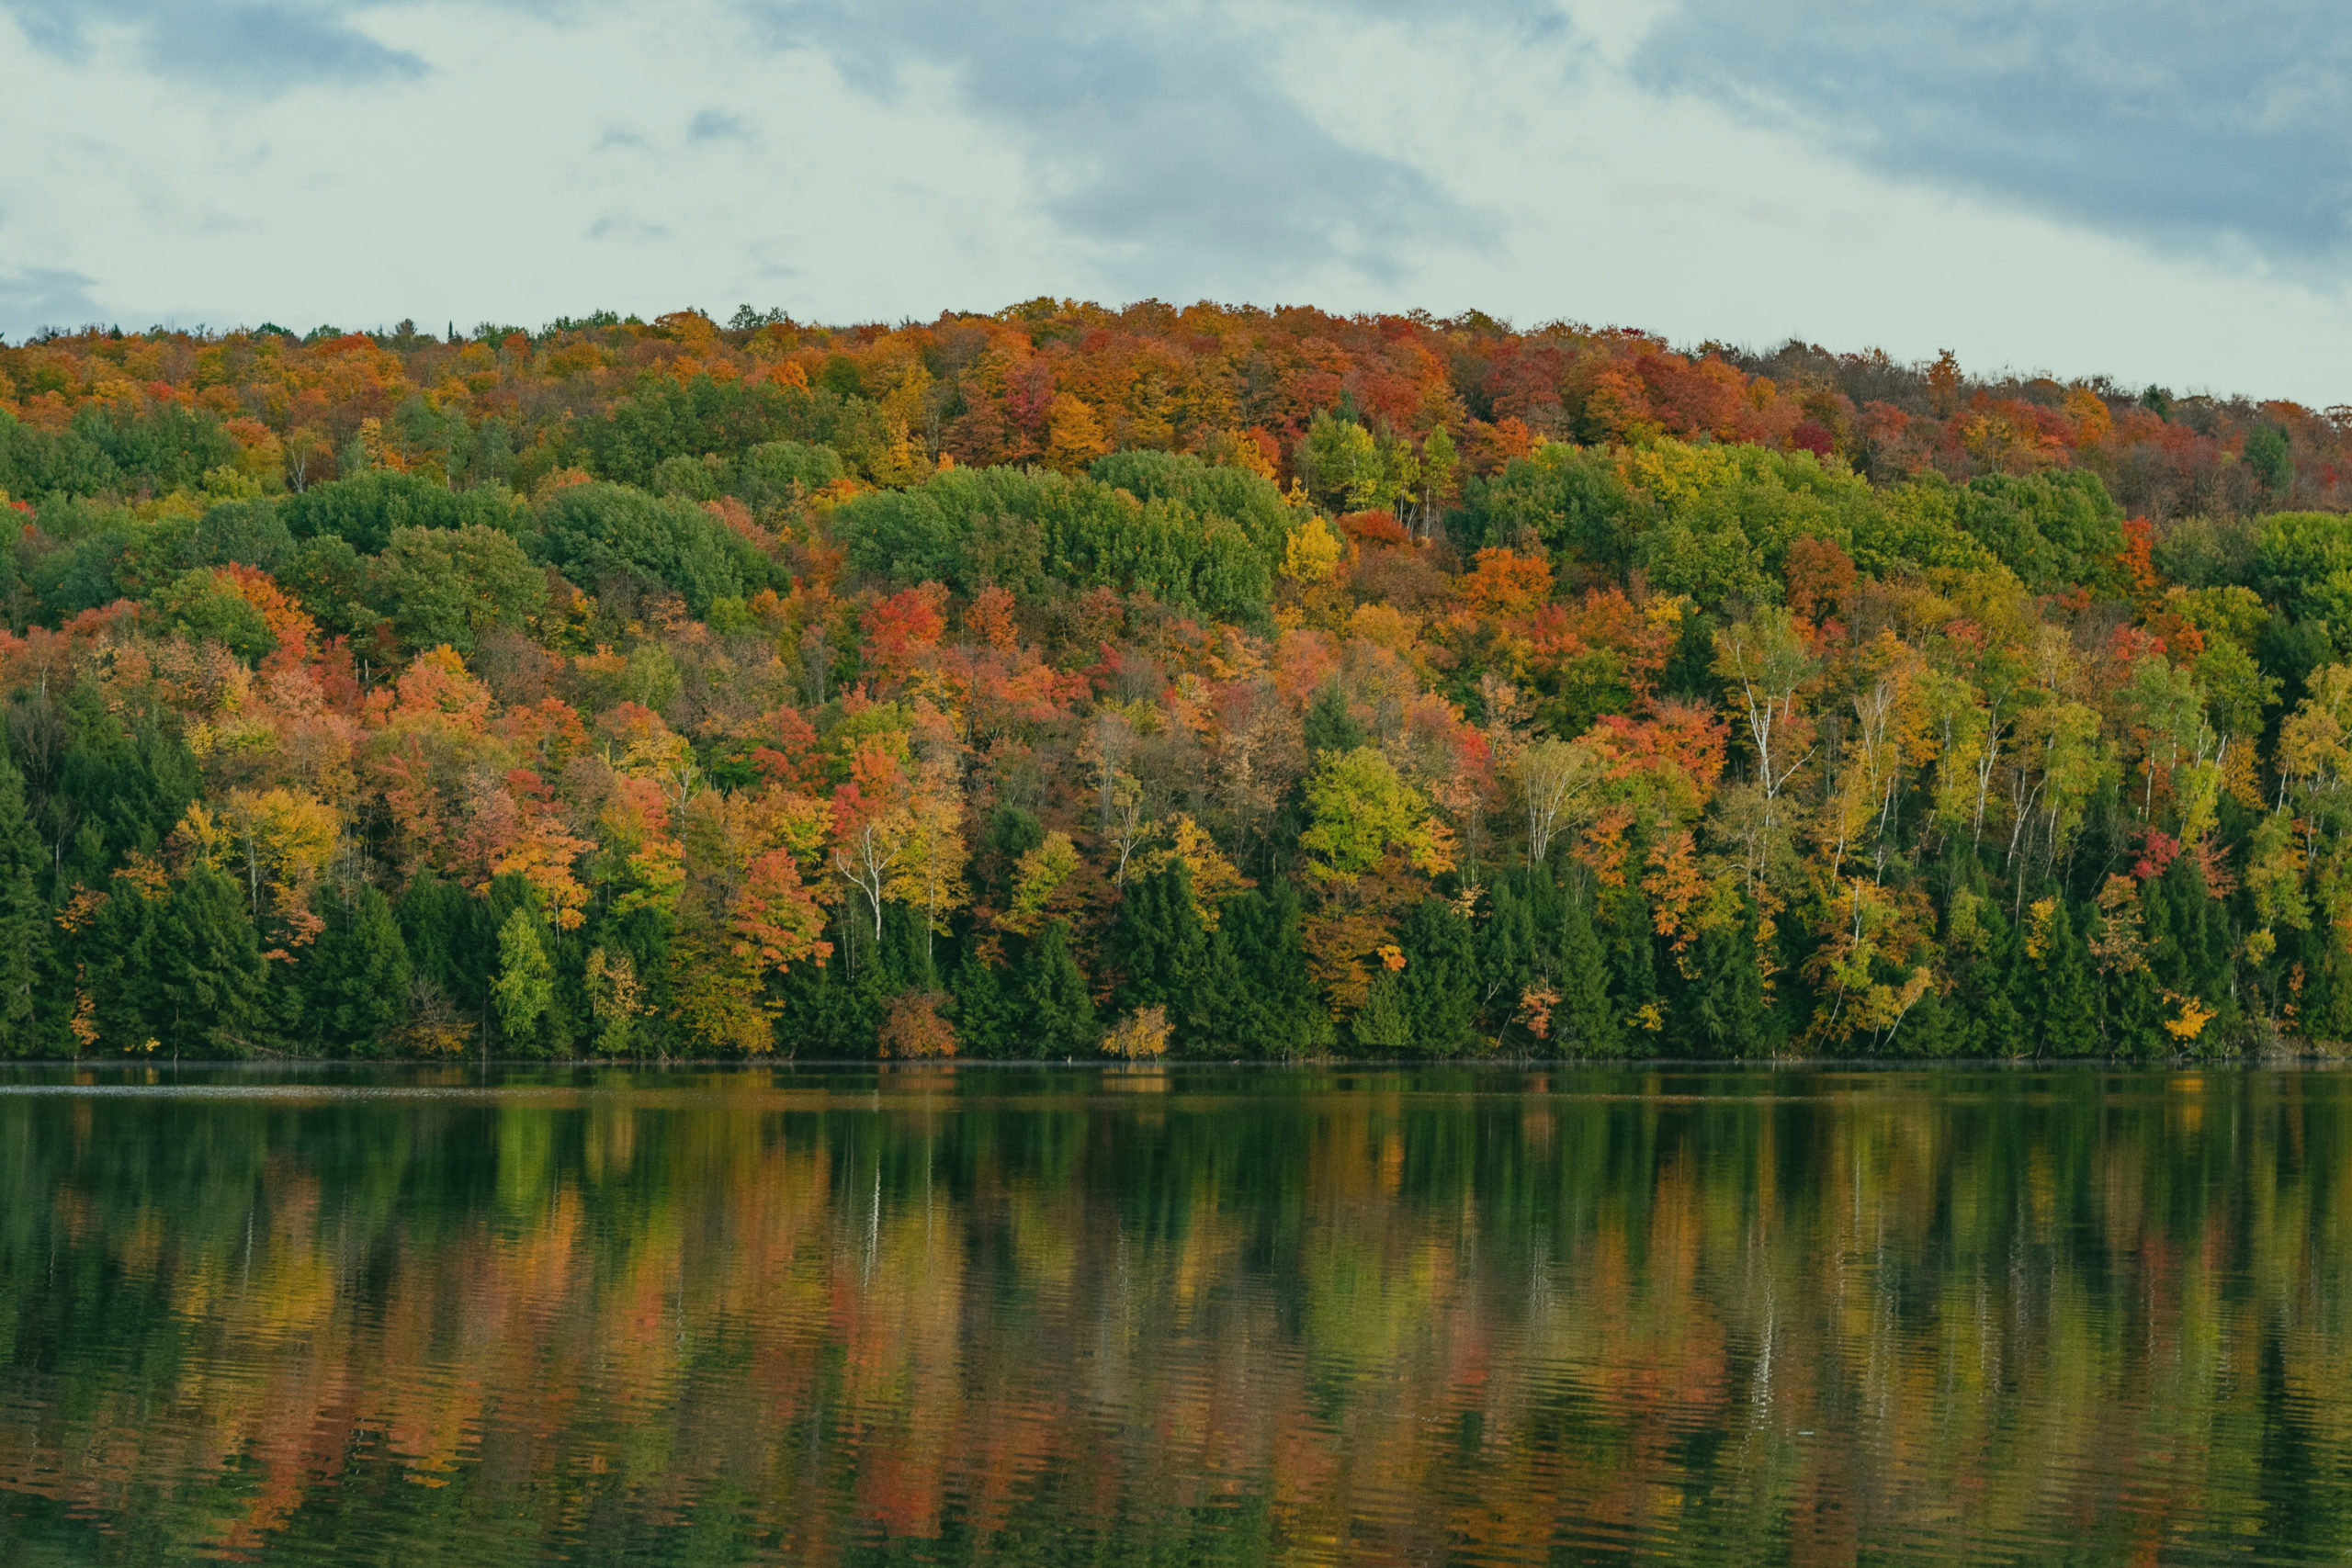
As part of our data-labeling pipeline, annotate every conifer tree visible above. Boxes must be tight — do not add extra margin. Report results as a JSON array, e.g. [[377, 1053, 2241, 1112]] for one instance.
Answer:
[[1109, 863, 1207, 1025], [2034, 899, 2102, 1058], [153, 863, 268, 1055], [1351, 973, 1411, 1054], [1477, 875, 1539, 1034], [1602, 883, 1658, 1036], [1555, 891, 1617, 1057], [1679, 899, 1765, 1057], [950, 946, 1018, 1058], [1210, 880, 1328, 1057], [1024, 919, 1096, 1057], [1397, 897, 1480, 1054], [304, 884, 413, 1053], [0, 757, 56, 1055]]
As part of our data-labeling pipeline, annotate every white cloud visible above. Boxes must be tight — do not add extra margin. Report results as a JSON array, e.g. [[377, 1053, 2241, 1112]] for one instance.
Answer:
[[3, 0, 2349, 406]]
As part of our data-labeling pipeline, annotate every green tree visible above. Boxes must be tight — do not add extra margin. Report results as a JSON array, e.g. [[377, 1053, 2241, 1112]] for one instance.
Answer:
[[0, 757, 56, 1055], [1207, 881, 1329, 1058], [1396, 897, 1481, 1055], [302, 884, 413, 1053], [1023, 919, 1097, 1058], [2032, 899, 2102, 1058], [154, 865, 268, 1055], [1678, 898, 1766, 1057], [492, 907, 555, 1052], [1555, 892, 1618, 1057], [1108, 863, 1207, 1024], [949, 947, 1019, 1059], [370, 524, 547, 652]]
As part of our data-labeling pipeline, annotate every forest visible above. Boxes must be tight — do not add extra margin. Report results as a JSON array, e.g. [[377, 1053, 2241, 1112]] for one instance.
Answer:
[[0, 297, 2347, 1060]]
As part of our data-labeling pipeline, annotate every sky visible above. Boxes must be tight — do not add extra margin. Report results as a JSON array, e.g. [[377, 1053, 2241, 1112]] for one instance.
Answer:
[[2, 0, 2347, 403]]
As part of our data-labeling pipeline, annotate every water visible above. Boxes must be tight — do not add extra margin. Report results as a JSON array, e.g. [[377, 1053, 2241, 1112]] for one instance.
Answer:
[[1, 1064, 2348, 1565]]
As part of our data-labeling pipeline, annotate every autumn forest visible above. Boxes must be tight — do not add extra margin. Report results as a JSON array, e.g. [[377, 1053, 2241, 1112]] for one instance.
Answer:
[[0, 299, 2346, 1061]]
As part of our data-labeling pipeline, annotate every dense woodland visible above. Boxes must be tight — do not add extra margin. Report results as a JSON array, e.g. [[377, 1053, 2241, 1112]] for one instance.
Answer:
[[1, 299, 2350, 1059]]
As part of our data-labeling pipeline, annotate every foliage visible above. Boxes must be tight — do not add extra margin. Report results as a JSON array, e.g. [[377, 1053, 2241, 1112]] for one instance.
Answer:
[[3, 299, 2351, 1058]]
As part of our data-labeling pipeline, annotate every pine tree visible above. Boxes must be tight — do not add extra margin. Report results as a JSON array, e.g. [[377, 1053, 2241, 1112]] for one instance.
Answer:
[[1397, 897, 1481, 1054], [1351, 972, 1411, 1054], [0, 756, 58, 1055], [1678, 898, 1765, 1057], [1602, 882, 1658, 1039], [1210, 880, 1329, 1057], [303, 884, 413, 1054], [1024, 919, 1096, 1057], [153, 863, 268, 1055], [1108, 863, 1206, 1026], [950, 945, 1018, 1058], [1555, 891, 1617, 1057], [2035, 899, 2102, 1058], [1477, 874, 1538, 1036]]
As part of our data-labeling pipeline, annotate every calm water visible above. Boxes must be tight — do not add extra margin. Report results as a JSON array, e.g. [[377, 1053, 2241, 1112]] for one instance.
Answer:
[[2, 1065, 2350, 1565]]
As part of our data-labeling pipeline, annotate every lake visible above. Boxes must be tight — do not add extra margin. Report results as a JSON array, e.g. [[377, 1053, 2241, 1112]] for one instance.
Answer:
[[1, 1064, 2348, 1564]]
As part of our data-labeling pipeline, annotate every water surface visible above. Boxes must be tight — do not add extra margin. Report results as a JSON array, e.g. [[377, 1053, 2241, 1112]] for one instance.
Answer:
[[2, 1064, 2347, 1564]]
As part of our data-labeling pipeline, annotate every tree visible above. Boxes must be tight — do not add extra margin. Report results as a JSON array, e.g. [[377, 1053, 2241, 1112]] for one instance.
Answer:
[[1208, 881, 1329, 1058], [150, 864, 268, 1055], [0, 758, 55, 1055], [1516, 738, 1600, 865], [1555, 891, 1618, 1057], [1023, 919, 1096, 1058], [1395, 897, 1481, 1055], [1102, 1005, 1171, 1059], [302, 884, 413, 1053], [492, 907, 554, 1052], [1109, 862, 1207, 1025], [2028, 897, 2101, 1058], [1299, 747, 1453, 886], [950, 945, 1020, 1058], [1713, 605, 1816, 815], [369, 524, 547, 652]]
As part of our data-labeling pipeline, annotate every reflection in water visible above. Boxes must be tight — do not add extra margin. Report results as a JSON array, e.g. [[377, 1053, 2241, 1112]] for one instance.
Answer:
[[2, 1066, 2349, 1564]]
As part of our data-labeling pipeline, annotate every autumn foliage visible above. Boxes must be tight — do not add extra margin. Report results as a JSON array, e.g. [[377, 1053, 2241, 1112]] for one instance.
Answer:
[[0, 298, 2347, 1057]]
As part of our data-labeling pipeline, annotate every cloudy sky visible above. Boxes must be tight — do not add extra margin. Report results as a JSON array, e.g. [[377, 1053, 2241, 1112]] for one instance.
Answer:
[[3, 0, 2347, 401]]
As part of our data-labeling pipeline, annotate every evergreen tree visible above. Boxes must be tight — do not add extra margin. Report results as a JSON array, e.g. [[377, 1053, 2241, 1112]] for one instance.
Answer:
[[1024, 919, 1096, 1057], [949, 945, 1019, 1058], [2034, 898, 2102, 1058], [303, 884, 413, 1054], [1554, 891, 1617, 1057], [1601, 882, 1659, 1041], [1396, 897, 1481, 1055], [1477, 874, 1540, 1037], [1303, 682, 1368, 757], [0, 756, 58, 1055], [1209, 880, 1328, 1057], [1678, 898, 1765, 1057], [50, 685, 200, 893], [1108, 863, 1207, 1028], [399, 871, 497, 1034], [1351, 972, 1411, 1054], [153, 863, 268, 1055]]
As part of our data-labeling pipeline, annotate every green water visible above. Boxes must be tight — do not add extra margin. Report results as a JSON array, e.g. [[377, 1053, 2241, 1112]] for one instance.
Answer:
[[1, 1065, 2348, 1564]]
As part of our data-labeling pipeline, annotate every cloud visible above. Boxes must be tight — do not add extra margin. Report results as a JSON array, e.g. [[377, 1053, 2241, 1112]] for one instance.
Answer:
[[686, 109, 749, 144], [586, 216, 672, 242], [0, 267, 106, 338], [742, 0, 1555, 290], [3, 0, 425, 89], [1635, 0, 2352, 265]]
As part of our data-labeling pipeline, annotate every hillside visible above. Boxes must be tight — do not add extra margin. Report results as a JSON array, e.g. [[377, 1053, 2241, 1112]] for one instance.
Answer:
[[0, 299, 2346, 1059]]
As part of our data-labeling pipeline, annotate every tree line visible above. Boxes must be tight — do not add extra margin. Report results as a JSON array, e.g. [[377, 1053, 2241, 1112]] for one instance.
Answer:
[[0, 299, 2348, 1058]]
